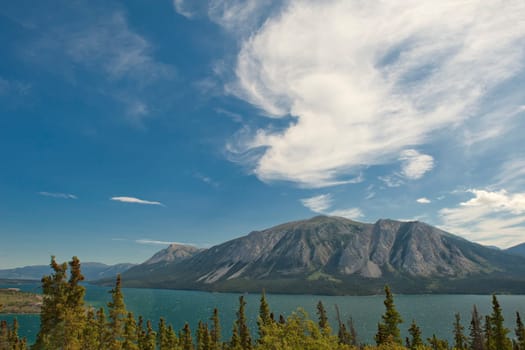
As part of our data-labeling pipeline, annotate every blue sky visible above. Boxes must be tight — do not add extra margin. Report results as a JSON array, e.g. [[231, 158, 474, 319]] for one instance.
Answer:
[[1, 0, 524, 268]]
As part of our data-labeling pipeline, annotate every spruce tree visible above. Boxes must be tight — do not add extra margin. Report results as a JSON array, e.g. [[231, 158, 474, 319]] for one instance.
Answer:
[[407, 320, 423, 350], [469, 305, 484, 350], [484, 315, 493, 350], [347, 316, 358, 346], [122, 312, 139, 350], [257, 290, 272, 341], [316, 300, 330, 335], [236, 296, 251, 350], [453, 312, 467, 350], [181, 323, 194, 350], [96, 307, 111, 349], [334, 304, 351, 345], [157, 318, 169, 350], [82, 308, 100, 350], [516, 312, 525, 350], [490, 294, 512, 350], [229, 323, 241, 350], [108, 274, 127, 350], [196, 321, 210, 350], [209, 308, 220, 350], [143, 320, 156, 350], [375, 285, 403, 345]]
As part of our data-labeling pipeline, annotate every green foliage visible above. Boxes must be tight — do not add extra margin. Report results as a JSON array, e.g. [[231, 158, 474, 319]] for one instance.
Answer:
[[516, 312, 525, 350], [31, 256, 86, 350], [8, 256, 525, 350], [453, 313, 467, 350], [407, 320, 423, 350], [209, 308, 220, 350], [468, 305, 484, 350], [376, 285, 403, 345], [235, 296, 252, 350], [489, 295, 512, 350], [257, 290, 272, 342]]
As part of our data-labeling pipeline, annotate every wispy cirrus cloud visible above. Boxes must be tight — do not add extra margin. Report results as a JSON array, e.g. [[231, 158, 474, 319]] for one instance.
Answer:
[[300, 193, 363, 220], [110, 196, 164, 206], [439, 189, 525, 248], [39, 192, 77, 199], [222, 0, 525, 188], [20, 1, 175, 125]]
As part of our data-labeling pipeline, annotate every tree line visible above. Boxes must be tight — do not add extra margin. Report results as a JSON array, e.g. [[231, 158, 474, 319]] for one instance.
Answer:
[[1, 256, 525, 350]]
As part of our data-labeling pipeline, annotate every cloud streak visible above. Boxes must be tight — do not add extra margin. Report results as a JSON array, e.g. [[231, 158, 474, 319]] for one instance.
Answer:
[[39, 192, 77, 199], [111, 196, 164, 206], [300, 193, 363, 220], [225, 0, 525, 188]]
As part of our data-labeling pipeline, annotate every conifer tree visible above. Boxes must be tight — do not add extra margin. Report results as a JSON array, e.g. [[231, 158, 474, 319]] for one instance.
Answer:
[[122, 312, 139, 350], [334, 304, 351, 345], [32, 256, 68, 350], [347, 316, 358, 346], [143, 320, 156, 350], [82, 308, 100, 350], [96, 307, 111, 349], [157, 318, 170, 350], [453, 312, 467, 350], [166, 325, 178, 349], [428, 334, 449, 350], [407, 320, 423, 350], [32, 256, 86, 350], [209, 308, 220, 350], [181, 323, 194, 350], [469, 305, 484, 350], [375, 285, 403, 345], [229, 323, 241, 350], [490, 294, 512, 350], [516, 312, 525, 350], [196, 321, 210, 350], [236, 296, 251, 350], [257, 290, 272, 341], [316, 300, 330, 335], [484, 315, 493, 350], [108, 274, 127, 350]]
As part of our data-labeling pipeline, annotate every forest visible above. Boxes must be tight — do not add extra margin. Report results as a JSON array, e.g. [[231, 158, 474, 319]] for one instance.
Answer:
[[1, 257, 524, 350]]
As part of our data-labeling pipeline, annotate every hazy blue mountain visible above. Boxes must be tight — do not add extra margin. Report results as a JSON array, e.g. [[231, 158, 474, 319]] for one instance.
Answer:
[[506, 242, 525, 257], [120, 216, 525, 295], [0, 262, 135, 281]]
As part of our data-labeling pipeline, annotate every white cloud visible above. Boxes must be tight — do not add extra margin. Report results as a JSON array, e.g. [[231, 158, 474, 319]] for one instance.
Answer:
[[416, 197, 431, 204], [39, 192, 77, 199], [399, 150, 434, 180], [173, 0, 194, 18], [439, 189, 525, 248], [135, 239, 191, 246], [110, 196, 164, 206], [226, 0, 525, 188], [300, 193, 363, 220], [300, 194, 333, 213], [329, 208, 364, 220]]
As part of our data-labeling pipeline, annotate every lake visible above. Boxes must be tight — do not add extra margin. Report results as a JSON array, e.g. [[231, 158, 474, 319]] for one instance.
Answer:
[[2, 283, 525, 345]]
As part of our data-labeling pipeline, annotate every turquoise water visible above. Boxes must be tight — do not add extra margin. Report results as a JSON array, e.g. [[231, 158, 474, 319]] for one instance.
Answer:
[[2, 283, 525, 345]]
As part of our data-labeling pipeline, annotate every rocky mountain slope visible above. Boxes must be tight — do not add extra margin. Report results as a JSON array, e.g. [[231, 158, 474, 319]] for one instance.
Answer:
[[0, 262, 135, 281], [506, 242, 525, 257], [120, 216, 525, 295]]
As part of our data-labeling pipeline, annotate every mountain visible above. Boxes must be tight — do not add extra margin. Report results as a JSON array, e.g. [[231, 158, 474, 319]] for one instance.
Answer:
[[143, 244, 202, 265], [0, 262, 135, 281], [506, 242, 525, 257], [120, 216, 525, 295]]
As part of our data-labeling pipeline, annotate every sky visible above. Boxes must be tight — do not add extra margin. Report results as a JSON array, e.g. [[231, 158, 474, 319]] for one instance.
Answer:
[[0, 0, 524, 268]]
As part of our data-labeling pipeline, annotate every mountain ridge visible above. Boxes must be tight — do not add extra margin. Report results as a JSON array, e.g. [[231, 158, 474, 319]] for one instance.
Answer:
[[119, 216, 525, 295], [0, 262, 135, 281]]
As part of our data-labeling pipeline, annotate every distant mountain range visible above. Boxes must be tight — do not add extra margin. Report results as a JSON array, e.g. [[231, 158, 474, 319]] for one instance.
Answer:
[[0, 262, 135, 281], [118, 216, 525, 295]]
